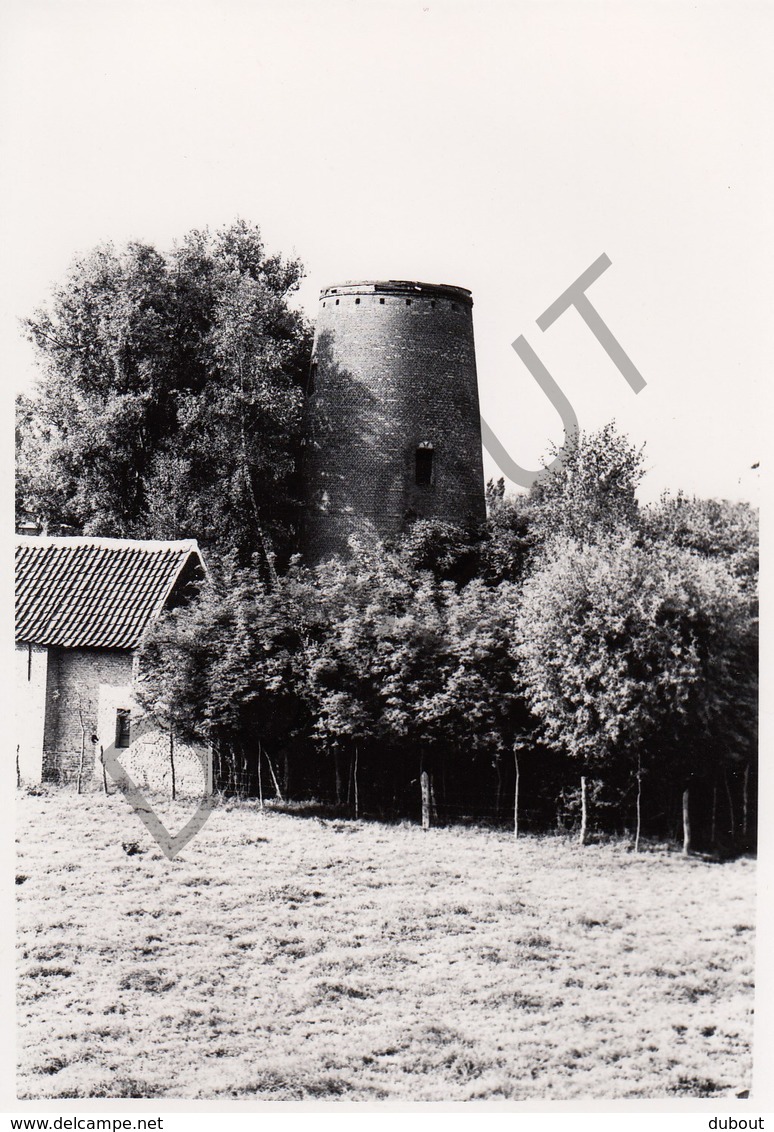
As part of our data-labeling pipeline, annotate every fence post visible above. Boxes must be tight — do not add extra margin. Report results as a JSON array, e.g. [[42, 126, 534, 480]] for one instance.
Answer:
[[420, 769, 431, 831], [579, 775, 588, 845], [169, 730, 176, 801], [353, 747, 359, 819], [513, 746, 520, 839], [682, 787, 691, 856]]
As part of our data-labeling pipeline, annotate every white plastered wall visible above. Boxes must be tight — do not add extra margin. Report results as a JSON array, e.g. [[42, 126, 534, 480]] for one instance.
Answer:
[[15, 643, 49, 784]]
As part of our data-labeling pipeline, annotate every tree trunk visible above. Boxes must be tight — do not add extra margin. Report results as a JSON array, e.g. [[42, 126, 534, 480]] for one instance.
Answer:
[[169, 730, 176, 801], [16, 746, 21, 790], [238, 368, 278, 590], [264, 749, 284, 801], [579, 775, 588, 846], [494, 756, 502, 819], [77, 732, 85, 796], [711, 780, 717, 847], [334, 748, 343, 805], [429, 775, 438, 825], [682, 787, 691, 856], [742, 763, 750, 839], [283, 751, 290, 798], [513, 747, 520, 839], [634, 758, 642, 853], [353, 747, 360, 819], [420, 769, 431, 831], [724, 770, 736, 841], [671, 787, 680, 842], [257, 742, 264, 809], [513, 747, 520, 837]]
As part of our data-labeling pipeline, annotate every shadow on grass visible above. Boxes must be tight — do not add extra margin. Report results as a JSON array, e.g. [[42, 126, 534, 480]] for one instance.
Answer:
[[18, 784, 757, 861]]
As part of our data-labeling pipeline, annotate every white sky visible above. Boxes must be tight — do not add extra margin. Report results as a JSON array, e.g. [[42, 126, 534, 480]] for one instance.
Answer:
[[1, 0, 772, 504]]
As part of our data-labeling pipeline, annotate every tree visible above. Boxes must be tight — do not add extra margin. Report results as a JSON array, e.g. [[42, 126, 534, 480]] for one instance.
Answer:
[[306, 540, 456, 820], [396, 518, 481, 586], [529, 423, 646, 545], [642, 493, 758, 589], [306, 539, 532, 827], [480, 483, 536, 584], [136, 556, 322, 793], [431, 578, 528, 831], [305, 545, 410, 809], [514, 533, 755, 849], [642, 492, 759, 848], [17, 221, 312, 564]]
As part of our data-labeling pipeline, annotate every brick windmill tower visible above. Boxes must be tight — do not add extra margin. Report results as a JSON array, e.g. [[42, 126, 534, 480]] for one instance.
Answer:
[[301, 279, 486, 561]]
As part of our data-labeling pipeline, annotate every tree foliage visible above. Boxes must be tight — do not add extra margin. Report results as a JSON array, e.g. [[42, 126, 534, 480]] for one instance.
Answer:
[[514, 533, 756, 819], [132, 420, 757, 846], [528, 422, 646, 544], [641, 492, 758, 589], [481, 482, 536, 584], [17, 221, 312, 562], [136, 556, 323, 783]]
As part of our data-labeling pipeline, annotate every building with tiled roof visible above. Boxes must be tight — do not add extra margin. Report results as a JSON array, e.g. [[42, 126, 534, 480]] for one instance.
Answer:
[[15, 536, 209, 792]]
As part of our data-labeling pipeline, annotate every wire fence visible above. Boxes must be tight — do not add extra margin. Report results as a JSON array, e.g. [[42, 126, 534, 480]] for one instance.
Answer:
[[209, 741, 757, 852]]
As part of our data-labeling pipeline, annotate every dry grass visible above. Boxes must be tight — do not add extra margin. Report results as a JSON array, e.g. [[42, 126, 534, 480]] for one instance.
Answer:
[[16, 788, 755, 1101]]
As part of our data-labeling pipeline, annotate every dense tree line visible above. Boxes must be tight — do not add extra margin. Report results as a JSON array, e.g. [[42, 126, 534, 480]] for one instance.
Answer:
[[137, 426, 758, 853]]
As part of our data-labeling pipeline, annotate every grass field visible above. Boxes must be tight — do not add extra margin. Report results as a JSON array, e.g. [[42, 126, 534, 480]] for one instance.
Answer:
[[16, 788, 756, 1101]]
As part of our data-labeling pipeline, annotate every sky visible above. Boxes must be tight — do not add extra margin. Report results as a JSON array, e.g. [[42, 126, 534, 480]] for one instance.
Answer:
[[1, 0, 772, 505]]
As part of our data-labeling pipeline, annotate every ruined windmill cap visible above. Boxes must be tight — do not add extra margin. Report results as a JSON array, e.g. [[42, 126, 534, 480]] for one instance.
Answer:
[[319, 280, 473, 305]]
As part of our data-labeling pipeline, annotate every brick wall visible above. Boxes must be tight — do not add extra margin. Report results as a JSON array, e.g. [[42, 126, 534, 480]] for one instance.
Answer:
[[110, 726, 210, 799], [94, 681, 210, 798], [40, 647, 210, 796], [302, 281, 487, 561], [42, 648, 133, 784]]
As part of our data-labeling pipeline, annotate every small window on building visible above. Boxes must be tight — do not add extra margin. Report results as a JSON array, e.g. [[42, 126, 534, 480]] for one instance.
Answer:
[[379, 297, 385, 304], [335, 298, 340, 305], [415, 443, 434, 486], [355, 297, 360, 305], [115, 709, 131, 749], [406, 299, 412, 306], [431, 300, 436, 309]]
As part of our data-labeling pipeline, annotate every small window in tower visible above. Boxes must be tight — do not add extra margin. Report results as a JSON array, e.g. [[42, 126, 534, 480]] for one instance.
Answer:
[[431, 300, 436, 309], [355, 297, 360, 304], [379, 297, 385, 304], [335, 299, 339, 305], [115, 709, 131, 749], [415, 443, 434, 486], [406, 299, 412, 306]]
